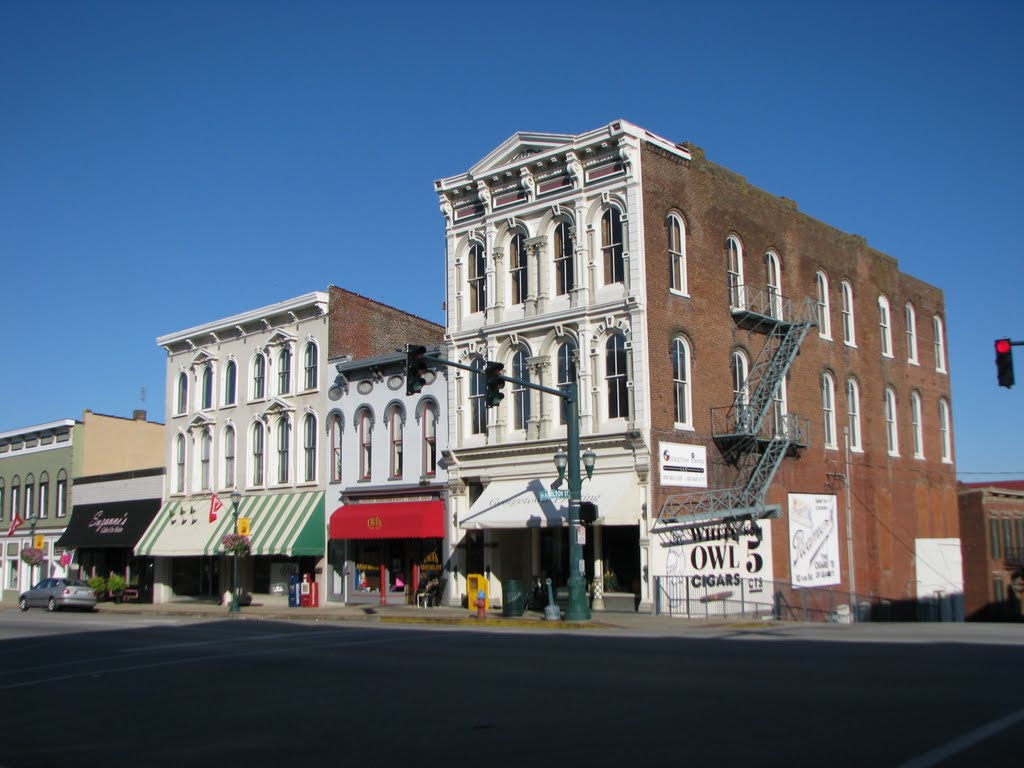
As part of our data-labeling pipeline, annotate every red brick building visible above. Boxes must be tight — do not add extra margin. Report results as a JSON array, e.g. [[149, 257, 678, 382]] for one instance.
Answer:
[[959, 481, 1024, 620], [327, 285, 444, 360]]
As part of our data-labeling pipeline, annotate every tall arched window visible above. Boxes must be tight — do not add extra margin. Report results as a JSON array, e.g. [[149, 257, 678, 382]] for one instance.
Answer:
[[933, 315, 947, 372], [821, 372, 837, 449], [668, 213, 687, 294], [841, 281, 856, 346], [251, 422, 265, 486], [885, 386, 899, 456], [602, 207, 624, 284], [175, 434, 186, 493], [468, 241, 487, 314], [879, 296, 893, 358], [56, 470, 67, 517], [0, 478, 5, 523], [388, 406, 403, 480], [939, 399, 952, 463], [606, 334, 629, 419], [37, 472, 49, 519], [672, 338, 692, 428], [10, 477, 20, 522], [176, 372, 189, 415], [905, 303, 919, 364], [765, 251, 782, 319], [732, 350, 750, 418], [303, 413, 317, 482], [422, 403, 438, 477], [557, 340, 577, 425], [23, 474, 34, 520], [512, 348, 531, 431], [846, 378, 862, 452], [554, 221, 575, 296], [329, 414, 343, 483], [510, 232, 528, 306], [359, 409, 373, 480], [773, 379, 789, 437], [252, 353, 266, 400], [201, 365, 213, 410], [276, 416, 291, 484], [470, 357, 487, 436], [304, 341, 319, 390], [816, 271, 832, 339], [910, 391, 924, 458], [223, 426, 236, 489], [278, 347, 292, 395], [726, 235, 745, 309], [224, 360, 237, 406], [199, 428, 212, 491]]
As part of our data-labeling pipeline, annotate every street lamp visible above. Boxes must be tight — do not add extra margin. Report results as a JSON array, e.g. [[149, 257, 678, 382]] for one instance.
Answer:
[[556, 388, 593, 621], [229, 489, 241, 614]]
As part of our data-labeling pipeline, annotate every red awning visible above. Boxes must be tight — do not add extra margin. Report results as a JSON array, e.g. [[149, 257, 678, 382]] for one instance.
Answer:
[[330, 500, 445, 540]]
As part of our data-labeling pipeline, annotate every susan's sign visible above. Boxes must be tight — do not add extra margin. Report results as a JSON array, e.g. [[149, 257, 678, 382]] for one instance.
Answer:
[[88, 511, 128, 536]]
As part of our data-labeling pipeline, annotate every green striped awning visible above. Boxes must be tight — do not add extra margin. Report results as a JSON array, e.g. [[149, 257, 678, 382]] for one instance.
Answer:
[[135, 492, 324, 557]]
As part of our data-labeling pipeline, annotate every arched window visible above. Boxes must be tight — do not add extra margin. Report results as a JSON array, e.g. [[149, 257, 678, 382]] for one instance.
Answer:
[[601, 207, 624, 284], [0, 478, 5, 523], [388, 406, 403, 480], [910, 391, 924, 458], [726, 235, 745, 309], [303, 413, 317, 482], [933, 315, 947, 373], [879, 296, 893, 358], [840, 281, 856, 346], [765, 251, 782, 319], [176, 372, 189, 415], [773, 379, 789, 437], [512, 348, 531, 431], [37, 472, 49, 519], [23, 474, 34, 520], [276, 415, 291, 484], [252, 353, 266, 400], [557, 341, 577, 425], [56, 470, 67, 517], [732, 350, 750, 417], [939, 399, 952, 463], [846, 378, 862, 452], [358, 409, 373, 480], [304, 341, 319, 390], [251, 422, 265, 486], [10, 477, 20, 522], [201, 365, 213, 410], [668, 214, 687, 294], [199, 428, 212, 491], [278, 347, 292, 395], [672, 338, 692, 428], [223, 426, 236, 489], [224, 360, 237, 406], [816, 271, 832, 339], [510, 232, 528, 306], [885, 386, 899, 456], [554, 221, 575, 296], [469, 357, 487, 436], [905, 303, 919, 364], [174, 434, 186, 493], [606, 334, 629, 419], [422, 403, 438, 477], [468, 241, 487, 314], [821, 372, 837, 449], [329, 414, 343, 483]]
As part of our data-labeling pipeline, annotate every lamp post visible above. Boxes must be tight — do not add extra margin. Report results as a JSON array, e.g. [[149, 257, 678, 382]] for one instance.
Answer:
[[229, 489, 241, 613], [558, 384, 592, 621], [29, 517, 37, 587]]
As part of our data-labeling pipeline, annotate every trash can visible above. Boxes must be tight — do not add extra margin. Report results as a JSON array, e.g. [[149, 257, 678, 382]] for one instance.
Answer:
[[501, 578, 526, 617], [288, 574, 301, 607]]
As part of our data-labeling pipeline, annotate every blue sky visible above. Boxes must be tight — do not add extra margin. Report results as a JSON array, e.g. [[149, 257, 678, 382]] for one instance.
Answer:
[[2, 1, 1021, 480]]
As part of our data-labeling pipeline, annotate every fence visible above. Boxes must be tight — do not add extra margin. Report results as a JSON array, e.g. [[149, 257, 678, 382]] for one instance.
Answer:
[[654, 575, 963, 622]]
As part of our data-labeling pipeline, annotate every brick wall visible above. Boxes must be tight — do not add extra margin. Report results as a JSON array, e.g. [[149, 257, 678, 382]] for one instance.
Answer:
[[328, 286, 444, 360], [958, 486, 1024, 620], [641, 142, 958, 601]]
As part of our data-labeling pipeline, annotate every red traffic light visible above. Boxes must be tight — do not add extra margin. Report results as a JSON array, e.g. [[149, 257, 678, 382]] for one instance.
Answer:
[[996, 339, 1011, 355]]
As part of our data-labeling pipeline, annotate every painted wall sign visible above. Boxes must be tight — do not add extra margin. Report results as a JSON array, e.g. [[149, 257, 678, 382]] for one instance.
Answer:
[[659, 442, 708, 488], [788, 493, 841, 588]]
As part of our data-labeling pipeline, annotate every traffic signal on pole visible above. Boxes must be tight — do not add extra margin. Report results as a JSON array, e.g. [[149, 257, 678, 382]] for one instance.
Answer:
[[484, 362, 505, 407], [406, 345, 428, 395], [996, 338, 1015, 389], [579, 502, 598, 525]]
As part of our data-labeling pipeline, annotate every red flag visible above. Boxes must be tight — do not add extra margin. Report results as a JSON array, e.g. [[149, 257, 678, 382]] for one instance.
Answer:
[[209, 493, 223, 523], [6, 513, 24, 537]]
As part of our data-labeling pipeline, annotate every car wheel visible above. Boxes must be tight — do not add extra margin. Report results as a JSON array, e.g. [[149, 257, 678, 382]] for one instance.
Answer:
[[47, 598, 58, 612], [19, 596, 29, 612]]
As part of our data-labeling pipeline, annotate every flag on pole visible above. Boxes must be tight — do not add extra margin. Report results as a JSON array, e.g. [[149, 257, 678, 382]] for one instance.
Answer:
[[60, 549, 73, 567], [209, 493, 223, 523], [6, 513, 24, 537]]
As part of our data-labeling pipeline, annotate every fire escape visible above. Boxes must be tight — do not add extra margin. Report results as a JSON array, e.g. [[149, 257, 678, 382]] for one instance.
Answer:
[[653, 287, 817, 544]]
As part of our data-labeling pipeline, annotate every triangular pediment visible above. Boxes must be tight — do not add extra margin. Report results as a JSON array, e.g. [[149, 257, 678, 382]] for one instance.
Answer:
[[189, 350, 217, 368], [469, 131, 575, 178], [187, 413, 214, 431], [260, 398, 295, 419], [264, 330, 295, 348]]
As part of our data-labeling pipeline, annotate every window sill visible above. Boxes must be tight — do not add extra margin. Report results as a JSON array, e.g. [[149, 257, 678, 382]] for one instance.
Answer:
[[673, 423, 695, 432], [669, 289, 690, 299], [844, 341, 857, 349]]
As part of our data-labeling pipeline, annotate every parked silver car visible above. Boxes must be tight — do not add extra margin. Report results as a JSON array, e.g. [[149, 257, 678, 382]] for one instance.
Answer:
[[19, 578, 97, 612]]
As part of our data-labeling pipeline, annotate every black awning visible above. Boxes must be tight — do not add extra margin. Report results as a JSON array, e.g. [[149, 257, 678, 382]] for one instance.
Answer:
[[57, 499, 161, 549]]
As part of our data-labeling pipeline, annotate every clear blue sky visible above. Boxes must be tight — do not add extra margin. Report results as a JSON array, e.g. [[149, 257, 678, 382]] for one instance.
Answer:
[[2, 1, 1021, 481]]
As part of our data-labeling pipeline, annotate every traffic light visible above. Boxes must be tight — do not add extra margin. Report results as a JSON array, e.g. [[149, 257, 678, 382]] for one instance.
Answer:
[[579, 502, 598, 525], [484, 362, 505, 407], [996, 338, 1015, 389], [406, 345, 428, 395]]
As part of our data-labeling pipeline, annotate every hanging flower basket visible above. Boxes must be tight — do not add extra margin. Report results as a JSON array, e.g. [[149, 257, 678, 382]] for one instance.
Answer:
[[221, 533, 251, 556], [20, 547, 45, 566]]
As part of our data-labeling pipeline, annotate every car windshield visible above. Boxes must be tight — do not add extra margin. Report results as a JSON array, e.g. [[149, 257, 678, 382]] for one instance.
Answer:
[[63, 579, 90, 587]]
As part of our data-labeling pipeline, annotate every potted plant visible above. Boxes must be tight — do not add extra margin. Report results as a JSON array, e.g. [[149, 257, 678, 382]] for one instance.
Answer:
[[106, 574, 127, 603], [20, 547, 44, 567], [221, 533, 251, 556], [87, 575, 108, 600]]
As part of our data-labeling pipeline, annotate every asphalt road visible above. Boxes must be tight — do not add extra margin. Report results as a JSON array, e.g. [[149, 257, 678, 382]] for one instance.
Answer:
[[2, 613, 1023, 767]]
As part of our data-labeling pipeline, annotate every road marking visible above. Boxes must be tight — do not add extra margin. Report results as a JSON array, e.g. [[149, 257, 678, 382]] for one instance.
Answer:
[[896, 706, 1024, 768]]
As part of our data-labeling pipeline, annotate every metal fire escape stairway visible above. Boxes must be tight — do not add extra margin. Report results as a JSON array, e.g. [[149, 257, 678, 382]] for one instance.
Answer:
[[653, 289, 817, 544]]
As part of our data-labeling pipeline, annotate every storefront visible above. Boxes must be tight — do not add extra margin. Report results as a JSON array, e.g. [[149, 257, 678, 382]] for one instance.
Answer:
[[328, 499, 446, 605]]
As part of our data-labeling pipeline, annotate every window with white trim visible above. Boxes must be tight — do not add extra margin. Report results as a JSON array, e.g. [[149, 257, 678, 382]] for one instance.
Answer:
[[773, 378, 789, 437], [469, 241, 487, 314], [732, 350, 750, 418], [672, 337, 692, 428], [910, 391, 924, 458], [512, 348, 531, 431], [175, 434, 186, 493], [388, 406, 403, 480], [251, 422, 265, 486], [358, 409, 373, 480], [252, 353, 266, 400], [199, 428, 212, 491], [668, 213, 687, 294], [10, 478, 19, 523], [304, 341, 319, 390], [201, 365, 213, 410], [846, 378, 862, 452], [554, 221, 575, 296], [765, 251, 782, 319], [885, 386, 899, 456], [276, 416, 291, 484], [223, 426, 236, 489], [841, 281, 856, 346], [37, 472, 48, 519], [278, 347, 292, 395], [557, 340, 577, 426], [727, 235, 745, 309], [0, 478, 5, 522], [606, 333, 629, 420], [933, 315, 947, 373], [905, 303, 919, 365], [470, 357, 487, 436], [821, 372, 837, 449], [303, 413, 317, 482], [816, 271, 832, 339], [56, 471, 67, 517], [224, 360, 237, 406], [601, 207, 624, 284], [510, 232, 528, 305], [939, 398, 952, 463], [422, 403, 438, 478], [24, 474, 33, 520], [176, 372, 188, 415], [879, 296, 893, 358], [329, 414, 343, 483]]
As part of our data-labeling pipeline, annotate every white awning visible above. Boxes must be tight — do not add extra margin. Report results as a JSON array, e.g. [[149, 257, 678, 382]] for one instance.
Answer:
[[461, 474, 638, 530]]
